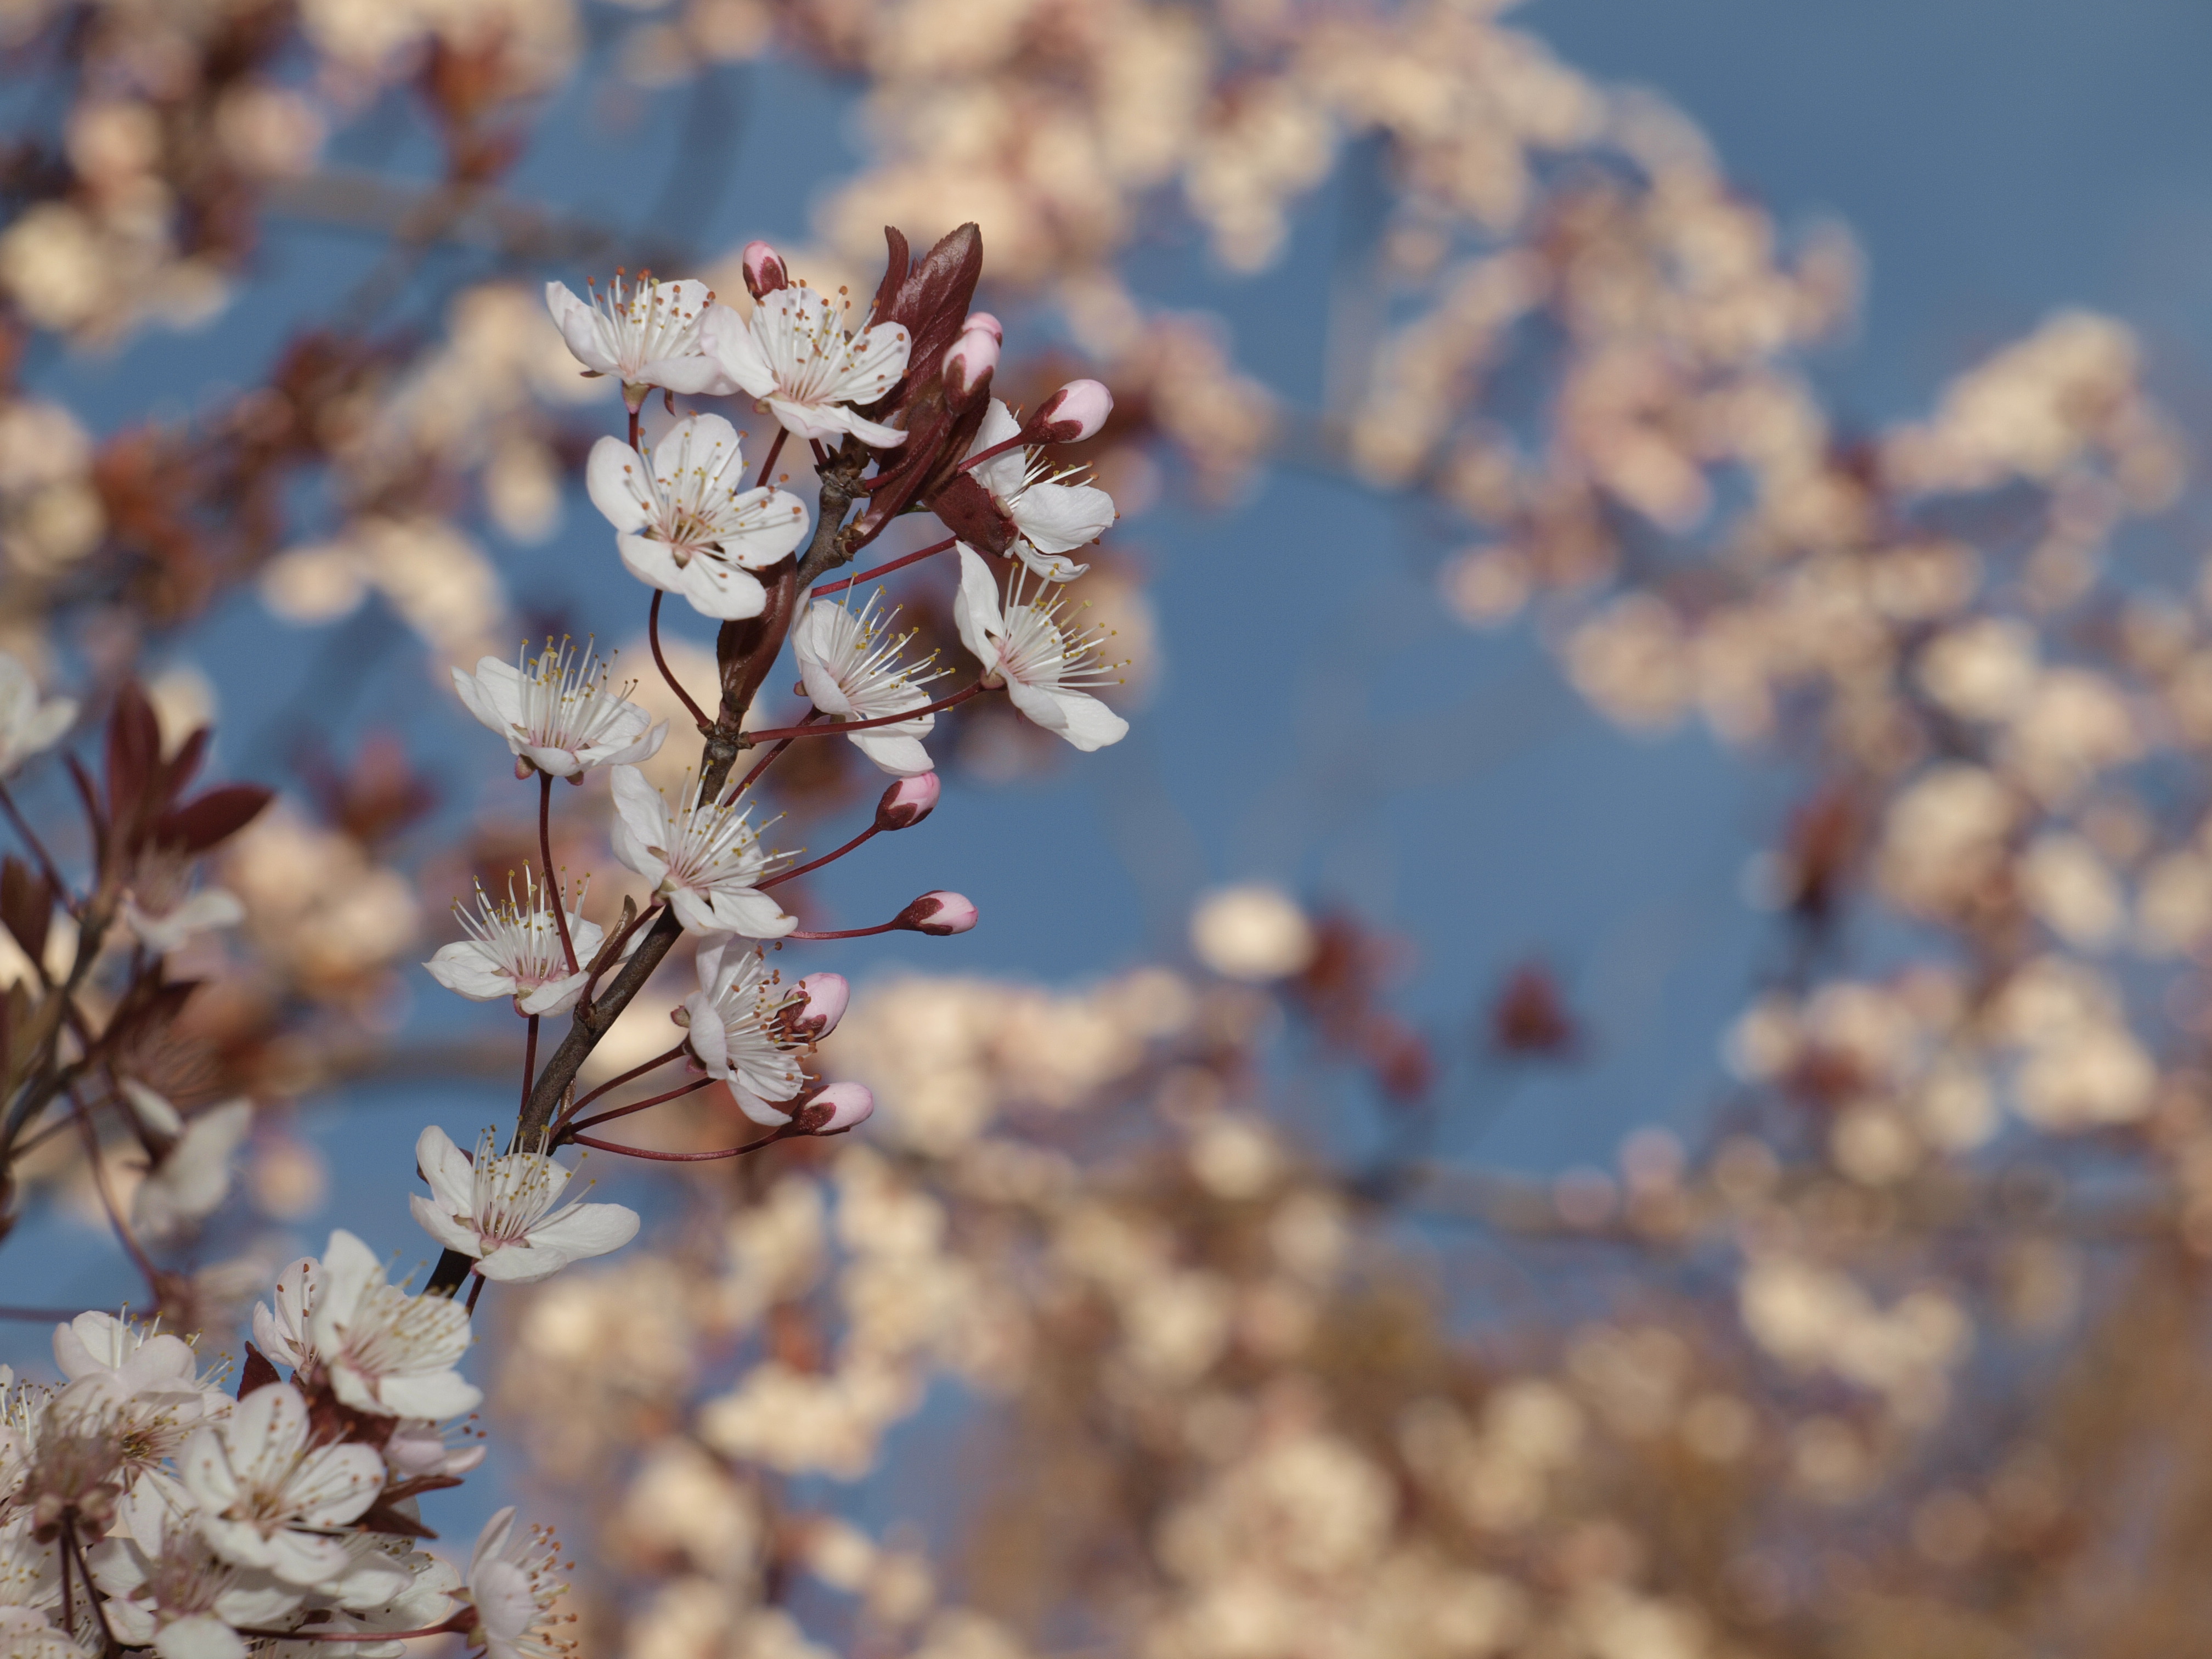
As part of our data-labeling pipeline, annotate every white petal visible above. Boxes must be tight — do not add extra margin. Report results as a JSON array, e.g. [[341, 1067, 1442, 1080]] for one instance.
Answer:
[[834, 319, 913, 404], [517, 969, 591, 1017], [1008, 539, 1090, 583], [953, 544, 1005, 668], [698, 302, 776, 399], [1043, 686, 1128, 751], [585, 437, 653, 535], [969, 399, 1025, 497], [545, 283, 616, 374], [1009, 479, 1116, 555], [453, 658, 524, 738], [410, 1192, 482, 1259], [375, 1369, 483, 1421], [414, 1125, 477, 1215], [850, 731, 934, 776], [424, 941, 514, 1001], [715, 486, 811, 570], [155, 1614, 249, 1659], [731, 1087, 793, 1127], [702, 887, 798, 939]]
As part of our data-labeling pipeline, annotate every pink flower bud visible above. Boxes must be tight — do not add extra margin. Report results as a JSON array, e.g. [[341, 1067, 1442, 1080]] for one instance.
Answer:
[[1036, 378, 1113, 443], [794, 1080, 876, 1136], [895, 890, 978, 936], [874, 772, 940, 832], [943, 328, 999, 407], [785, 972, 850, 1040], [742, 240, 787, 301], [962, 311, 1003, 344]]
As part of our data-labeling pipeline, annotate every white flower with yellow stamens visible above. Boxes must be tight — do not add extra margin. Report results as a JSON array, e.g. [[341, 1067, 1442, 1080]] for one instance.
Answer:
[[409, 1126, 637, 1285], [952, 545, 1129, 752]]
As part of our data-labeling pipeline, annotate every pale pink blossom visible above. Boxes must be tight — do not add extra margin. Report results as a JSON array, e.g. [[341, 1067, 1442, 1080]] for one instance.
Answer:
[[586, 414, 809, 621], [180, 1383, 385, 1585], [131, 1101, 254, 1240], [544, 274, 731, 408], [608, 765, 795, 939], [964, 399, 1115, 581], [409, 1126, 639, 1285], [684, 942, 808, 1121], [305, 1231, 480, 1420], [464, 1506, 569, 1659], [791, 592, 943, 777], [0, 654, 75, 779], [424, 874, 603, 1018], [953, 545, 1128, 751], [453, 638, 665, 780], [701, 284, 911, 447]]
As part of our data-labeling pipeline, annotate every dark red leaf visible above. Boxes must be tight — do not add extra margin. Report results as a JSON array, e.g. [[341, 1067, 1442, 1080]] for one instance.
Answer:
[[156, 783, 273, 854], [925, 472, 1017, 555], [64, 754, 106, 871], [0, 857, 50, 969], [157, 725, 211, 810], [866, 225, 910, 331], [104, 682, 161, 843]]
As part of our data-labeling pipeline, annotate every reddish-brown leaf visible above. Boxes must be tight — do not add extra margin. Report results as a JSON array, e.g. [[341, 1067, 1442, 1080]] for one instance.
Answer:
[[0, 857, 51, 969], [157, 783, 273, 853]]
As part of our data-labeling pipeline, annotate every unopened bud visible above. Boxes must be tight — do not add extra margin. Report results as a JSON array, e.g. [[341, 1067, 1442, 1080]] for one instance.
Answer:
[[1036, 378, 1113, 443], [785, 972, 849, 1041], [895, 890, 977, 936], [874, 772, 940, 832], [962, 311, 1003, 344], [742, 240, 788, 301], [943, 328, 999, 407], [793, 1081, 876, 1136]]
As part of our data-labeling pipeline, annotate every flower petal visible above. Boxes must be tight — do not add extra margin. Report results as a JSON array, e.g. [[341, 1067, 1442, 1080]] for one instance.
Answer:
[[585, 437, 653, 535], [414, 1126, 477, 1215], [545, 283, 616, 374], [953, 544, 1004, 668]]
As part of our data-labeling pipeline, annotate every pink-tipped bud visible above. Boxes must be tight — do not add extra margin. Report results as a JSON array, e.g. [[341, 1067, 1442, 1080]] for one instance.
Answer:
[[875, 772, 940, 832], [1036, 378, 1113, 443], [742, 240, 787, 301], [793, 1080, 876, 1136], [943, 328, 999, 407], [895, 890, 977, 936], [785, 972, 850, 1041], [962, 311, 1003, 344]]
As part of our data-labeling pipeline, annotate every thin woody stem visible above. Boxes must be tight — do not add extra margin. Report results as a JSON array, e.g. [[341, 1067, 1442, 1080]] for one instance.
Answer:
[[569, 1125, 796, 1161], [732, 712, 820, 794], [538, 773, 579, 975], [520, 1014, 540, 1113], [580, 899, 663, 1008], [746, 681, 985, 745], [788, 919, 900, 940], [809, 536, 957, 598], [560, 1075, 715, 1140], [232, 1622, 469, 1644], [760, 825, 877, 890], [956, 433, 1024, 473], [650, 591, 713, 730]]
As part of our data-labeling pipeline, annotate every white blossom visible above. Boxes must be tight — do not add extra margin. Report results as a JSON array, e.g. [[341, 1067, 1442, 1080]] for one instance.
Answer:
[[50, 1313, 228, 1475], [586, 414, 809, 622], [952, 544, 1129, 752], [179, 1384, 384, 1586], [409, 1126, 639, 1285], [966, 398, 1116, 580], [608, 765, 795, 940], [0, 654, 74, 779], [89, 1477, 306, 1658], [453, 638, 665, 780], [791, 591, 943, 777], [424, 874, 603, 1018], [0, 1519, 57, 1615], [305, 1231, 480, 1420], [684, 942, 808, 1122], [701, 284, 911, 447], [130, 1101, 253, 1240], [464, 1506, 571, 1659], [544, 274, 730, 407]]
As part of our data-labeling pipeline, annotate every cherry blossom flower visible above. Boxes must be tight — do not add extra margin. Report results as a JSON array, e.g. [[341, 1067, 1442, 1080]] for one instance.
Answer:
[[966, 398, 1115, 581], [0, 1606, 75, 1659], [89, 1479, 307, 1659], [131, 1100, 254, 1242], [953, 545, 1130, 752], [425, 874, 603, 1017], [585, 414, 809, 621], [0, 654, 74, 779], [700, 284, 911, 447], [180, 1383, 385, 1585], [453, 638, 665, 781], [794, 1081, 874, 1135], [0, 1517, 58, 1615], [608, 765, 795, 939], [464, 1506, 572, 1659], [409, 1126, 639, 1285], [382, 1419, 486, 1485], [544, 274, 731, 409], [50, 1313, 228, 1477], [791, 591, 944, 777], [305, 1230, 481, 1420], [684, 942, 808, 1121], [250, 1257, 317, 1373]]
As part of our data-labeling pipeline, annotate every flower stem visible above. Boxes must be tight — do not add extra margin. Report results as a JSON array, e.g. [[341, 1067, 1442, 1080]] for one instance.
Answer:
[[560, 1075, 715, 1139], [554, 1041, 688, 1134], [69, 1086, 160, 1305], [746, 681, 986, 745], [538, 773, 579, 976], [809, 536, 957, 598], [0, 780, 76, 917], [760, 825, 877, 890], [787, 919, 899, 940], [755, 425, 788, 491], [957, 433, 1024, 473], [650, 590, 713, 731], [569, 1125, 796, 1161]]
